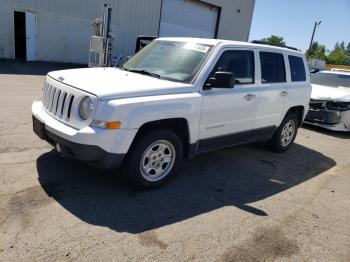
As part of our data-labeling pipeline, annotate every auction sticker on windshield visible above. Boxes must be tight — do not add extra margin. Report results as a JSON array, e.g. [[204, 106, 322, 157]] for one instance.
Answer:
[[184, 43, 210, 53]]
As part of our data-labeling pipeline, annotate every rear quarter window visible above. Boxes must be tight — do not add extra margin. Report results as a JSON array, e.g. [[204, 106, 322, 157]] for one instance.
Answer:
[[260, 52, 286, 83], [288, 55, 306, 82]]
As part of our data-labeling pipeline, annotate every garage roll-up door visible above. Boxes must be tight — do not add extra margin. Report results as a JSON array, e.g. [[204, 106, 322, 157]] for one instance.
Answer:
[[159, 0, 219, 38]]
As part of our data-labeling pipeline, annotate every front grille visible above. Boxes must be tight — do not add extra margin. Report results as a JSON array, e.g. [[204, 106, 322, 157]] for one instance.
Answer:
[[305, 109, 341, 125], [42, 81, 75, 121], [40, 76, 97, 129]]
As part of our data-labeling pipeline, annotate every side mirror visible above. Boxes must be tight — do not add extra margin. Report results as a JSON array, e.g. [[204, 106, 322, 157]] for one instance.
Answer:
[[205, 71, 235, 89]]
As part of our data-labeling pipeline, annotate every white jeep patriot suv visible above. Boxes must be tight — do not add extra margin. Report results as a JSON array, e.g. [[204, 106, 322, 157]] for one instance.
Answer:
[[32, 38, 311, 188]]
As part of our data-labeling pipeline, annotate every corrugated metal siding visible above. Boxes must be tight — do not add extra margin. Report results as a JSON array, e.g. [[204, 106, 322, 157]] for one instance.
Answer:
[[0, 0, 161, 63], [201, 0, 255, 41], [0, 0, 254, 63]]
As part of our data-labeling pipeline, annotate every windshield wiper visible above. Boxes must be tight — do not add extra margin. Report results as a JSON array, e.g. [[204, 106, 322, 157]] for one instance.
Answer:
[[123, 68, 161, 79]]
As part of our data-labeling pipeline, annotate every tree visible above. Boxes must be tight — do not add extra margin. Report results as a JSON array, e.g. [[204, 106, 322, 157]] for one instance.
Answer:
[[309, 43, 327, 61], [334, 41, 340, 50], [339, 41, 345, 50], [310, 41, 319, 55], [261, 35, 286, 46], [327, 48, 349, 65]]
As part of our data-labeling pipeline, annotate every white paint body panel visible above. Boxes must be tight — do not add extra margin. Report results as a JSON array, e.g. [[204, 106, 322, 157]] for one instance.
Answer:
[[311, 84, 350, 102], [32, 37, 311, 160], [48, 68, 193, 100]]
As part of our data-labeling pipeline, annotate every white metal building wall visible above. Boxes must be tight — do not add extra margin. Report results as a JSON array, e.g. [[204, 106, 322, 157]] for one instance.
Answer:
[[0, 0, 162, 64], [202, 0, 256, 41], [0, 0, 255, 64]]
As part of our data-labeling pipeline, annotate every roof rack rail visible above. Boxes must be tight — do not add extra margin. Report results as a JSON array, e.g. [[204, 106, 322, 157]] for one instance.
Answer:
[[251, 40, 298, 51]]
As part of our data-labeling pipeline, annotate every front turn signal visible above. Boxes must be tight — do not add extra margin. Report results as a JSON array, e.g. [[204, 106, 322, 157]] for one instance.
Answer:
[[106, 121, 121, 129], [91, 120, 121, 129]]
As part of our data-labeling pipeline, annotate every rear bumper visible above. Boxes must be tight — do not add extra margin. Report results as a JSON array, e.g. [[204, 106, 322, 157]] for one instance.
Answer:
[[33, 116, 125, 170]]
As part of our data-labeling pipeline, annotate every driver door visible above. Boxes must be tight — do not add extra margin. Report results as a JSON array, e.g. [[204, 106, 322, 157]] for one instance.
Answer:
[[198, 49, 260, 151]]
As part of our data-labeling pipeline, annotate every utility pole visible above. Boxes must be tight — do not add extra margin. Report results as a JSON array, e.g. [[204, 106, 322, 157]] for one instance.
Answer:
[[307, 21, 321, 57]]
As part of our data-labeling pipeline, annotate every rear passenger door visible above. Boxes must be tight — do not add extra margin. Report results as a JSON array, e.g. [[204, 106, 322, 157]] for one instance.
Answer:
[[284, 55, 309, 117], [254, 51, 288, 130]]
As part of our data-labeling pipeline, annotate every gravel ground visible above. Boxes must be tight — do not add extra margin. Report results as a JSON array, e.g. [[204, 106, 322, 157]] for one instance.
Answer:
[[0, 63, 350, 261]]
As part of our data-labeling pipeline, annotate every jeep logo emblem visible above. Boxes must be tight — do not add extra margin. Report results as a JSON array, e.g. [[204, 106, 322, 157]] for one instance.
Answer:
[[58, 76, 65, 81]]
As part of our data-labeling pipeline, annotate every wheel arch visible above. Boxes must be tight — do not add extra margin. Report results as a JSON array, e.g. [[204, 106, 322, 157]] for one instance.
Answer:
[[285, 105, 305, 127], [132, 118, 193, 158]]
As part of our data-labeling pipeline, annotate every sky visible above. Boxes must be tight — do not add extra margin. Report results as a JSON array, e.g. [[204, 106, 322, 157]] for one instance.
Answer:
[[249, 0, 350, 52]]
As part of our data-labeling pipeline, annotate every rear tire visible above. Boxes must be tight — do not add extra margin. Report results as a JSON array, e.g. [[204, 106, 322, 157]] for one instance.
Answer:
[[268, 114, 299, 153], [125, 129, 183, 189]]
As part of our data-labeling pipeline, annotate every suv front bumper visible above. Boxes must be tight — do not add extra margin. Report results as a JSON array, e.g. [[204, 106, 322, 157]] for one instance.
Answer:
[[34, 119, 125, 169], [32, 101, 137, 169], [305, 108, 350, 132]]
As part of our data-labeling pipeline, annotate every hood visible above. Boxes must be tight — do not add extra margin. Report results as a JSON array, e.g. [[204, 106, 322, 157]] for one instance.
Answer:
[[48, 68, 193, 100], [311, 84, 350, 102]]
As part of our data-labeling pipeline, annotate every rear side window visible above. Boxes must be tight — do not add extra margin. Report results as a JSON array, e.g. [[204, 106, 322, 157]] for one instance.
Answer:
[[211, 50, 255, 84], [260, 52, 286, 83], [289, 55, 306, 82]]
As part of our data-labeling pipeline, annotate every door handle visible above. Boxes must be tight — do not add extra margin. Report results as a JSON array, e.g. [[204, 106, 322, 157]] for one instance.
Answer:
[[244, 94, 257, 101], [280, 91, 288, 97]]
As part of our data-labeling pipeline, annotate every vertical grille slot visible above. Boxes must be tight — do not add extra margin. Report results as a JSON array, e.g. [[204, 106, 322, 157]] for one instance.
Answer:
[[49, 88, 57, 112], [67, 95, 74, 119], [44, 84, 51, 108], [57, 91, 66, 117], [60, 92, 68, 117], [46, 85, 52, 108], [42, 82, 48, 107], [45, 85, 52, 109], [51, 88, 60, 113], [55, 90, 61, 114]]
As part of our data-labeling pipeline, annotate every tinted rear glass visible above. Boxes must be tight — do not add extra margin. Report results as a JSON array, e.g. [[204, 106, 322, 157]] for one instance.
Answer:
[[289, 55, 306, 82], [260, 52, 286, 83]]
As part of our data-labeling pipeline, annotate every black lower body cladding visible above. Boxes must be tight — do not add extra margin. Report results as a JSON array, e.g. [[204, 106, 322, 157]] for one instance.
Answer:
[[32, 116, 125, 170]]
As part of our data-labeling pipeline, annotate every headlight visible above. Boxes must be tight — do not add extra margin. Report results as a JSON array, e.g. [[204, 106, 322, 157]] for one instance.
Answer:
[[79, 96, 95, 120]]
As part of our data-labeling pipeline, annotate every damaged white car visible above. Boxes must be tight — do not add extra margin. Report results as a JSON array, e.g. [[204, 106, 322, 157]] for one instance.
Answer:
[[305, 69, 350, 131]]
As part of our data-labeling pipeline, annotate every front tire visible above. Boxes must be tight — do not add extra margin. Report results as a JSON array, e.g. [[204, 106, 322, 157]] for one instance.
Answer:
[[125, 129, 183, 189], [268, 114, 299, 153]]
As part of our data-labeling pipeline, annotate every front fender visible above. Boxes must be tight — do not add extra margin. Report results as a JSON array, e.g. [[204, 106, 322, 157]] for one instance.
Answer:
[[95, 93, 202, 144]]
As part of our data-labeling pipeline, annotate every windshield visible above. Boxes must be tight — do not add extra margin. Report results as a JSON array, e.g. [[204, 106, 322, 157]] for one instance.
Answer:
[[311, 72, 350, 88], [123, 40, 213, 83]]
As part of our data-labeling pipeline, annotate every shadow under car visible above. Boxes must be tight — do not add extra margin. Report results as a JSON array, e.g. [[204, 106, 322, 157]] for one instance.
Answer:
[[36, 143, 336, 234]]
